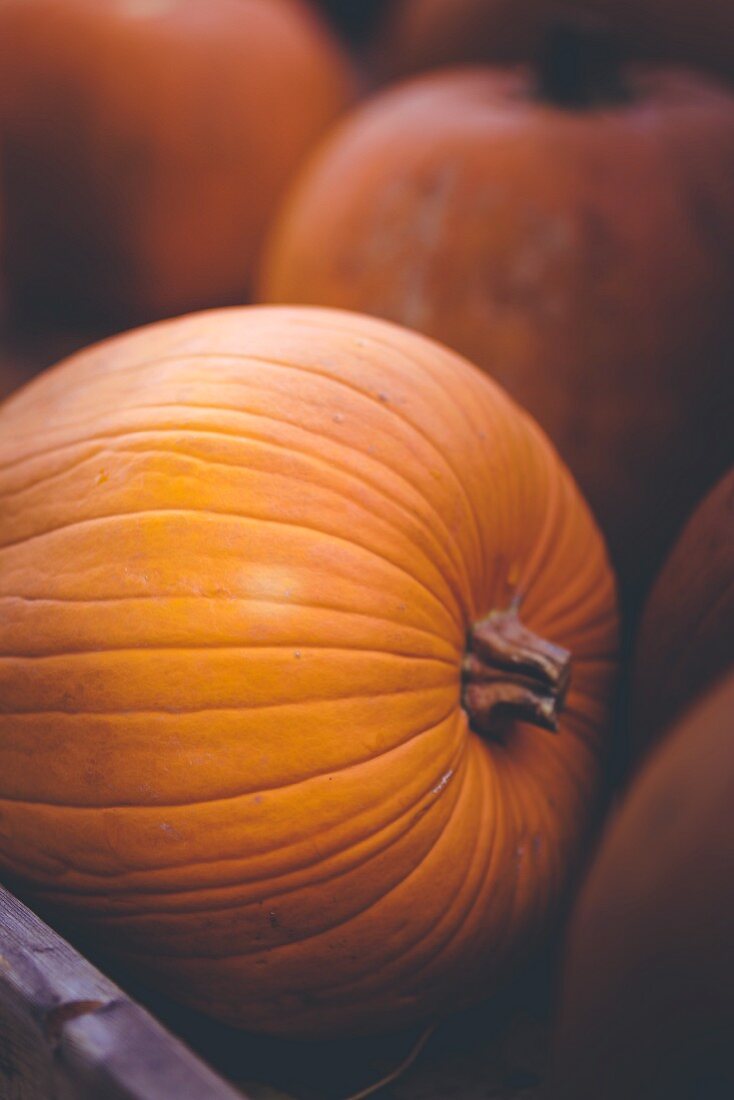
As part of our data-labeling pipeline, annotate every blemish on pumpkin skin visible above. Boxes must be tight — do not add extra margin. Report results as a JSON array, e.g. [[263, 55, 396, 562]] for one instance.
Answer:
[[268, 910, 280, 929], [431, 769, 454, 796], [96, 469, 109, 485]]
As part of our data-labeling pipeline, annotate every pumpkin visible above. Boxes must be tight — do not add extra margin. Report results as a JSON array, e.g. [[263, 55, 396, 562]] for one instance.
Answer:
[[631, 467, 734, 760], [550, 671, 734, 1100], [260, 48, 734, 601], [377, 0, 734, 81], [0, 0, 353, 325], [0, 306, 619, 1037]]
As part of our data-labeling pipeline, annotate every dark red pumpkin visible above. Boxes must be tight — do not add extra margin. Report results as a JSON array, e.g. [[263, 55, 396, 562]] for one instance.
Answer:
[[260, 55, 734, 601], [550, 671, 734, 1100], [0, 0, 354, 325], [631, 467, 734, 759]]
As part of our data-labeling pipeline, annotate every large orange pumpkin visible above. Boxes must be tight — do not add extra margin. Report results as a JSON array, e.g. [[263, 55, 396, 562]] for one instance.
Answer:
[[631, 467, 734, 760], [550, 671, 734, 1100], [378, 0, 734, 81], [0, 0, 353, 325], [0, 306, 619, 1036], [260, 61, 734, 600]]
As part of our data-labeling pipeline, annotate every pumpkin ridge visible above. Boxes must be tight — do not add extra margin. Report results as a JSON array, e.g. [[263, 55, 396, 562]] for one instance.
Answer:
[[362, 341, 575, 617], [0, 507, 464, 635], [0, 419, 475, 615], [0, 595, 456, 656], [0, 681, 456, 717], [232, 349, 488, 585], [2, 643, 458, 665], [37, 736, 467, 911], [258, 749, 504, 1005], [333, 738, 501, 1000], [299, 327, 501, 585], [0, 702, 463, 810], [113, 748, 474, 964], [454, 745, 533, 969], [0, 416, 474, 630], [27, 753, 471, 974], [47, 431, 471, 614], [1, 607, 459, 660]]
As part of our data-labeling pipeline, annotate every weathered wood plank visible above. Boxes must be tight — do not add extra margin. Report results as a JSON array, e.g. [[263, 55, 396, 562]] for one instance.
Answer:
[[0, 886, 246, 1100]]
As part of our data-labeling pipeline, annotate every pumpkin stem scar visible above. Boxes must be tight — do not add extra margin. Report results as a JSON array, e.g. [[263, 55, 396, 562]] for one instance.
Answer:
[[462, 604, 571, 736], [535, 19, 630, 110]]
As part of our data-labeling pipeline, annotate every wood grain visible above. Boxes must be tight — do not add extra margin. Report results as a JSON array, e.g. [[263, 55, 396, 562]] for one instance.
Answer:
[[0, 886, 246, 1100]]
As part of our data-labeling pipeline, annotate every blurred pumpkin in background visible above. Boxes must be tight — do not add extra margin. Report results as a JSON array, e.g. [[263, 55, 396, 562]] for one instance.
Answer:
[[0, 305, 618, 1037], [377, 0, 734, 81], [260, 31, 734, 602], [0, 0, 354, 326], [630, 467, 734, 761], [550, 671, 734, 1100]]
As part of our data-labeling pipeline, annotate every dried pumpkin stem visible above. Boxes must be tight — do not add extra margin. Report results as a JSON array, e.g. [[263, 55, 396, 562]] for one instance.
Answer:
[[462, 604, 571, 736], [536, 19, 630, 109]]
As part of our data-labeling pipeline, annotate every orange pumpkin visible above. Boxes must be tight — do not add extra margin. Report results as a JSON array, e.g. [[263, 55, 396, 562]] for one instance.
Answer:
[[260, 58, 734, 601], [550, 671, 734, 1100], [0, 0, 353, 325], [0, 306, 619, 1036], [378, 0, 734, 81], [631, 467, 734, 760]]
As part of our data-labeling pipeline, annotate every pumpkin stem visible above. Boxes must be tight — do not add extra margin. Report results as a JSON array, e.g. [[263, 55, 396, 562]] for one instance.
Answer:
[[536, 19, 629, 109], [462, 601, 571, 736]]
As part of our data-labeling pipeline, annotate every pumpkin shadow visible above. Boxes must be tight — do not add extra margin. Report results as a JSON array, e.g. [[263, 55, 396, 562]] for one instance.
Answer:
[[113, 949, 553, 1099]]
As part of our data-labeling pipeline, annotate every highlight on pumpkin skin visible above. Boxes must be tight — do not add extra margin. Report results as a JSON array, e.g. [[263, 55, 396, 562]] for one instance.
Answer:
[[0, 306, 619, 1037], [259, 56, 734, 602]]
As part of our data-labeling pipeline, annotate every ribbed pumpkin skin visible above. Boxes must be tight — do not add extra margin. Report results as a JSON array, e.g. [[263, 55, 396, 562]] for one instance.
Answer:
[[550, 672, 734, 1100], [0, 307, 618, 1036], [260, 69, 734, 599], [0, 0, 353, 324], [631, 468, 734, 759], [379, 0, 734, 81]]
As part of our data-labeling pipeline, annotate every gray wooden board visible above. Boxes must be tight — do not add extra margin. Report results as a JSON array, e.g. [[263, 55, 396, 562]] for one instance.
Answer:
[[0, 886, 246, 1100]]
